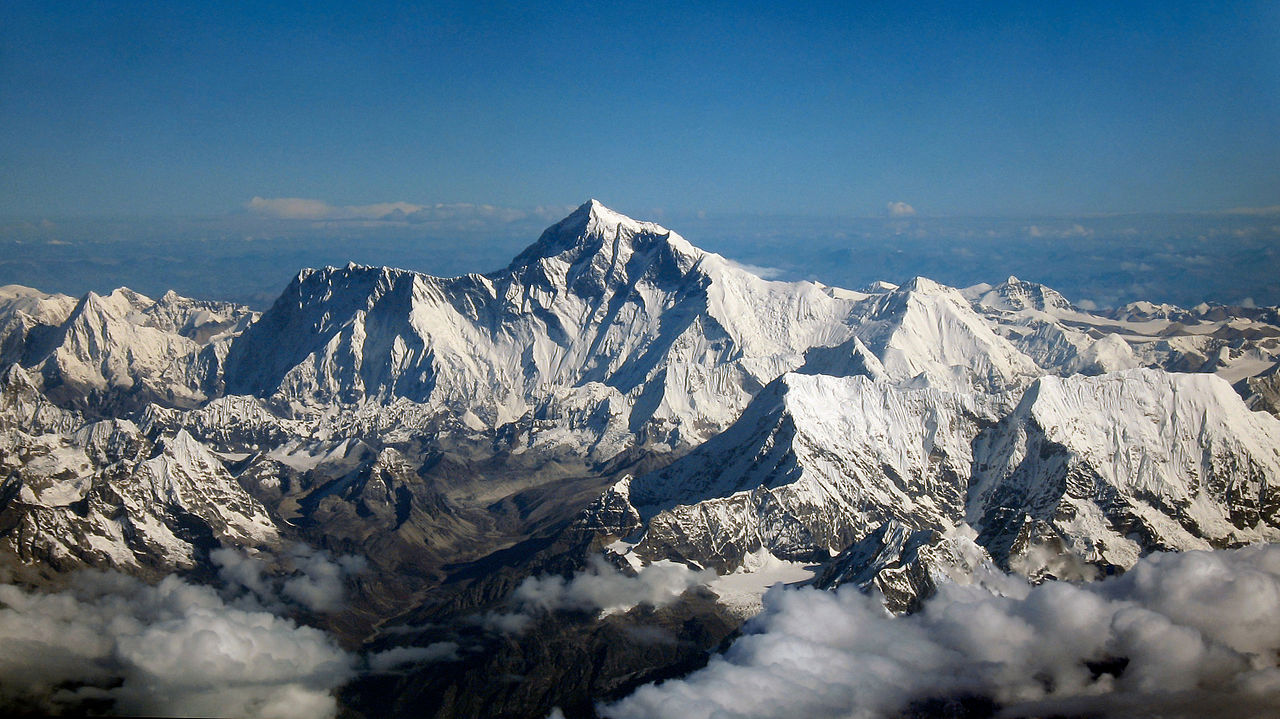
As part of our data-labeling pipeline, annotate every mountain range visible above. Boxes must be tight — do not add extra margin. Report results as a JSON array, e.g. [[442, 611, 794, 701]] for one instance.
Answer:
[[1, 201, 1278, 718]]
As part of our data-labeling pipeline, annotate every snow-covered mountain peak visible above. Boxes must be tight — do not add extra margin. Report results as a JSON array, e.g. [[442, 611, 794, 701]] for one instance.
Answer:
[[896, 276, 951, 296], [842, 276, 1042, 392], [967, 276, 1075, 314], [506, 200, 704, 280], [75, 287, 153, 322]]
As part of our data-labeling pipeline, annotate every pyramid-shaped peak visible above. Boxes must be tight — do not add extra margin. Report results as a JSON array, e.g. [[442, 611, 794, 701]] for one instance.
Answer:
[[896, 276, 953, 296], [508, 200, 702, 271], [566, 199, 667, 237]]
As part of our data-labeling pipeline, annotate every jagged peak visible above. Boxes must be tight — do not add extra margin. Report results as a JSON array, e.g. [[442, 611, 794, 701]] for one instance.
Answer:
[[507, 200, 702, 272], [859, 280, 899, 294], [71, 286, 154, 322], [899, 276, 952, 294]]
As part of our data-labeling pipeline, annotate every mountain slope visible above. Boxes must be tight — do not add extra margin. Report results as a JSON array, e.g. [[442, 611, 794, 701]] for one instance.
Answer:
[[584, 373, 1007, 571], [969, 368, 1280, 572], [224, 200, 862, 450], [802, 277, 1042, 393]]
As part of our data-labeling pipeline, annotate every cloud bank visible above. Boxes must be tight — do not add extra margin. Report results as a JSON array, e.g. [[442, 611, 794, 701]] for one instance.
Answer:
[[605, 545, 1280, 719], [0, 572, 354, 719]]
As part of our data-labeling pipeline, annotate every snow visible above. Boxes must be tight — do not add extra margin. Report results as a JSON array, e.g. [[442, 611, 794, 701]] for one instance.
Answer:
[[707, 548, 820, 618], [6, 199, 1280, 605]]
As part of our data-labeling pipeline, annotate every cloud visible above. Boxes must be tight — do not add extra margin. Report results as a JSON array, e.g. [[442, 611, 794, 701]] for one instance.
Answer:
[[212, 544, 367, 614], [280, 546, 368, 613], [246, 197, 424, 221], [1223, 205, 1280, 216], [724, 260, 786, 280], [476, 556, 715, 633], [1028, 223, 1093, 239], [887, 201, 917, 218], [245, 197, 580, 227], [366, 643, 460, 672], [604, 545, 1280, 719], [0, 572, 354, 719]]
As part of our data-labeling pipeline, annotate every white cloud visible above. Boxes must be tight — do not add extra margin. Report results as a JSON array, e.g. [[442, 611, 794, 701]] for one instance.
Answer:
[[280, 546, 368, 613], [212, 544, 367, 614], [605, 545, 1280, 719], [475, 556, 715, 633], [247, 197, 348, 220], [887, 201, 917, 218], [245, 197, 578, 227], [366, 643, 460, 672], [1027, 223, 1093, 239], [725, 260, 786, 279], [513, 556, 714, 615], [0, 572, 354, 719], [247, 196, 425, 221]]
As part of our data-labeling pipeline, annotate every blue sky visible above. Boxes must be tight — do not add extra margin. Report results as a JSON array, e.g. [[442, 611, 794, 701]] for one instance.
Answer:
[[2, 1, 1278, 218]]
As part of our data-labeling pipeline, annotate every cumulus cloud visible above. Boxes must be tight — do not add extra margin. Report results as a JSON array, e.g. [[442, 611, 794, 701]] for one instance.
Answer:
[[212, 544, 367, 614], [0, 572, 354, 719], [887, 201, 917, 218], [477, 556, 715, 633], [605, 546, 1280, 719]]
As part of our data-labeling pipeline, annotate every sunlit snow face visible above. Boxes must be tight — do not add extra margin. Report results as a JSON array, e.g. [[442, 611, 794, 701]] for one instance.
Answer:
[[603, 545, 1280, 719]]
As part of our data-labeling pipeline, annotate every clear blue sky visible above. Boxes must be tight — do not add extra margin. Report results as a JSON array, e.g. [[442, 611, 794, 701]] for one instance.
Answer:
[[2, 1, 1277, 218]]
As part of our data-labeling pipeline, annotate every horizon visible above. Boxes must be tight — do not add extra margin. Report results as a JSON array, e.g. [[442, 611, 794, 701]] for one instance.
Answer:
[[1, 199, 1278, 312]]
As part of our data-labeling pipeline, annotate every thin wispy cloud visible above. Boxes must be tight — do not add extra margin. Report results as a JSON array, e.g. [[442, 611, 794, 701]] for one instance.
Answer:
[[246, 197, 577, 226], [1222, 205, 1280, 216], [246, 197, 423, 221]]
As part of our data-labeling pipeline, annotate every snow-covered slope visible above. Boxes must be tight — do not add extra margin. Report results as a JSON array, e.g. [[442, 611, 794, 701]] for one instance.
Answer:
[[0, 285, 257, 414], [591, 364, 1280, 598], [4, 200, 1280, 632], [224, 200, 861, 450], [966, 276, 1280, 411], [1, 409, 277, 576], [0, 285, 77, 367], [803, 277, 1042, 393], [585, 373, 1007, 571], [969, 368, 1280, 572]]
